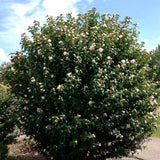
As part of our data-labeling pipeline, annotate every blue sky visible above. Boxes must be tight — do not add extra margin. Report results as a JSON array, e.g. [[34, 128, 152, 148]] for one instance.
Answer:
[[0, 0, 160, 64]]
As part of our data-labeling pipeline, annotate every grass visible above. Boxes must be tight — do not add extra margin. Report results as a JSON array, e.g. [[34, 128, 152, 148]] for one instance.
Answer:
[[152, 116, 160, 137], [152, 127, 160, 137], [152, 107, 160, 138]]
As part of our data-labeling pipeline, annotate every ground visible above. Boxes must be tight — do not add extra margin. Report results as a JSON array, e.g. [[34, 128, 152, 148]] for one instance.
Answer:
[[8, 136, 160, 160], [8, 135, 46, 160]]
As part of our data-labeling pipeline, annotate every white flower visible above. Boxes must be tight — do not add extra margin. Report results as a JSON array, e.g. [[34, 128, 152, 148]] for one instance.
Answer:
[[98, 48, 103, 52], [31, 77, 36, 83], [130, 59, 135, 64], [126, 124, 130, 128], [143, 66, 147, 70], [67, 72, 72, 77], [119, 35, 123, 38], [130, 136, 134, 141], [103, 24, 107, 27], [49, 56, 53, 61], [80, 33, 85, 37], [57, 84, 64, 91], [24, 107, 27, 110], [77, 114, 81, 118], [103, 113, 107, 117], [150, 50, 153, 55], [89, 46, 94, 51], [121, 59, 125, 64], [136, 149, 140, 154], [98, 143, 101, 146], [107, 142, 111, 146], [91, 134, 96, 138], [107, 56, 112, 60], [88, 101, 93, 105], [48, 39, 51, 43], [153, 65, 156, 69], [59, 41, 63, 44], [154, 99, 158, 105], [129, 75, 135, 80], [149, 95, 154, 101], [3, 65, 6, 68], [135, 88, 139, 92], [92, 59, 96, 64], [63, 52, 69, 56], [41, 96, 45, 100], [117, 64, 120, 68], [83, 46, 87, 50], [150, 101, 154, 106], [11, 67, 15, 72], [150, 112, 153, 116]]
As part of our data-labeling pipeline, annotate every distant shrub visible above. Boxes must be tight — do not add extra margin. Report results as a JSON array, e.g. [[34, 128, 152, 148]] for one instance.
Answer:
[[0, 84, 15, 160], [3, 8, 159, 160]]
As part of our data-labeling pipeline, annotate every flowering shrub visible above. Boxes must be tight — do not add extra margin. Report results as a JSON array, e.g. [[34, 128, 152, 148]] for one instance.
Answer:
[[3, 8, 159, 160], [0, 83, 15, 160]]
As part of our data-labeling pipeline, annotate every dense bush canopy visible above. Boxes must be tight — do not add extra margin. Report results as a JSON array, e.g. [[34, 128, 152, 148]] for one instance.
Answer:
[[3, 8, 159, 160]]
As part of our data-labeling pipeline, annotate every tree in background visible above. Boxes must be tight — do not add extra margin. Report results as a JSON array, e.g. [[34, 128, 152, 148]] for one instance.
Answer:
[[150, 44, 160, 82], [0, 62, 11, 84], [3, 8, 159, 160]]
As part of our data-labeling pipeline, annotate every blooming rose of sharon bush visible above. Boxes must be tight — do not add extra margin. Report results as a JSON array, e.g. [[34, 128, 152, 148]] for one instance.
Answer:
[[3, 8, 159, 160]]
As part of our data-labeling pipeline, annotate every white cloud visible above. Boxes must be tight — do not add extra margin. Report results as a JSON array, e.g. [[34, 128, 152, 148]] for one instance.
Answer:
[[0, 48, 10, 63], [42, 0, 81, 17], [1, 0, 82, 35], [145, 45, 157, 52], [0, 0, 83, 64], [10, 0, 42, 33], [144, 36, 160, 51], [150, 45, 157, 51], [87, 0, 94, 3]]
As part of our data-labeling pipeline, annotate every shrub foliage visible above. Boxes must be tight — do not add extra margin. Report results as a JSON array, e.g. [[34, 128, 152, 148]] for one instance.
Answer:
[[3, 8, 159, 160]]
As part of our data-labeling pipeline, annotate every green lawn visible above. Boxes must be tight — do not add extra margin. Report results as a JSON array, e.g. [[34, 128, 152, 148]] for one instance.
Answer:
[[152, 127, 160, 138], [152, 115, 160, 138]]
